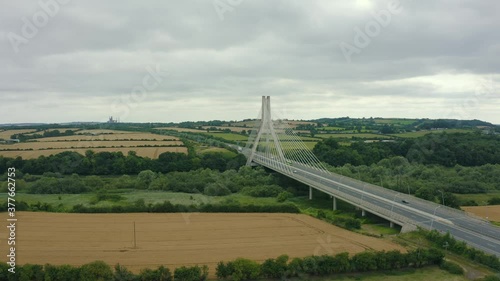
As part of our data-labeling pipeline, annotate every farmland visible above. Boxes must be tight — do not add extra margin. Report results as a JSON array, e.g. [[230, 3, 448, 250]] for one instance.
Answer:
[[1, 212, 404, 274], [389, 129, 474, 138], [0, 129, 37, 139], [462, 205, 500, 222], [0, 147, 187, 159], [0, 130, 185, 159]]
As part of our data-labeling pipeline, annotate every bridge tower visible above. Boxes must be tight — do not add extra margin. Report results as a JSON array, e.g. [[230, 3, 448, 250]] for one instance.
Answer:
[[245, 96, 287, 166]]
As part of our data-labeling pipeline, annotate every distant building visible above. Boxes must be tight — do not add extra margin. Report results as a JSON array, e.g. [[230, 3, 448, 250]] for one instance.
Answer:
[[0, 139, 20, 144], [107, 116, 119, 123]]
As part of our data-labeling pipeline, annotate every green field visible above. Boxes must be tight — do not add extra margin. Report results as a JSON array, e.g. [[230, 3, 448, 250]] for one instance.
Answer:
[[320, 126, 345, 131], [455, 192, 500, 206], [315, 266, 468, 281], [204, 132, 249, 141], [197, 146, 238, 157], [390, 129, 474, 138], [315, 133, 392, 139], [15, 191, 221, 210], [373, 118, 418, 125]]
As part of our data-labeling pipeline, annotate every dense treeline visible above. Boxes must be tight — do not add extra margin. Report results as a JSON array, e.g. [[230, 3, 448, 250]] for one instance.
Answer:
[[71, 200, 300, 214], [0, 248, 444, 281], [0, 199, 301, 214], [0, 150, 246, 176], [314, 133, 500, 167], [0, 261, 203, 281], [312, 117, 494, 134], [215, 249, 444, 280], [330, 158, 500, 207], [17, 166, 287, 196], [422, 229, 500, 271]]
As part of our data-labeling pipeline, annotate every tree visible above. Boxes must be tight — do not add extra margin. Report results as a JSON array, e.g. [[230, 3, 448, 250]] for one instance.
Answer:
[[19, 264, 44, 281], [113, 264, 136, 281], [173, 265, 206, 281], [79, 261, 113, 281], [231, 258, 260, 281], [139, 266, 172, 281], [137, 170, 157, 189]]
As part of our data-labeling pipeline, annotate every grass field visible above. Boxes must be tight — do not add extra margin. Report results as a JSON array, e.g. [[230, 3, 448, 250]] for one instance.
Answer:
[[14, 191, 218, 209], [317, 266, 468, 281], [197, 146, 238, 157], [315, 133, 391, 139], [204, 132, 249, 141], [373, 118, 418, 125], [320, 126, 345, 131], [0, 212, 404, 274], [390, 129, 474, 138], [456, 192, 500, 206]]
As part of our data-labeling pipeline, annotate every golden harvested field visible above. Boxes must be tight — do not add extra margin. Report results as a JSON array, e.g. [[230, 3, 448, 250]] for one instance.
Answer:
[[34, 133, 179, 142], [76, 129, 130, 134], [0, 147, 187, 159], [24, 128, 80, 135], [202, 126, 250, 132], [0, 140, 183, 150], [155, 127, 205, 133], [0, 129, 37, 139], [462, 206, 500, 222], [1, 212, 404, 274]]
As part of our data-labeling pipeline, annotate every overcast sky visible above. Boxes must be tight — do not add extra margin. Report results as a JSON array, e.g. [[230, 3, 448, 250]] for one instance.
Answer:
[[1, 0, 499, 124]]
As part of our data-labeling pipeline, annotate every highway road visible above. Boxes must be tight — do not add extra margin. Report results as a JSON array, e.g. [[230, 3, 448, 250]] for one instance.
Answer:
[[251, 153, 500, 257]]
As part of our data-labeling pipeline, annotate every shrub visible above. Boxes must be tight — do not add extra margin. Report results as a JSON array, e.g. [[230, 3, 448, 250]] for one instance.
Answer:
[[79, 261, 113, 281], [440, 261, 464, 275], [276, 191, 293, 202], [174, 265, 207, 281], [231, 258, 260, 281]]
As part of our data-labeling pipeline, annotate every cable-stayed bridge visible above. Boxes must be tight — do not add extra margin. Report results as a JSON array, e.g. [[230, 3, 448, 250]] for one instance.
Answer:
[[242, 96, 500, 257]]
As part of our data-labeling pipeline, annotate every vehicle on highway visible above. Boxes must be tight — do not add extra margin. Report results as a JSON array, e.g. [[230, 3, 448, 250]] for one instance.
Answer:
[[402, 199, 409, 204]]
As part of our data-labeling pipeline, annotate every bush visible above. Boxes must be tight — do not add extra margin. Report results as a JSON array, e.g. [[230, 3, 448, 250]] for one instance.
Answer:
[[488, 197, 500, 205], [440, 261, 464, 275], [276, 191, 293, 202], [139, 265, 173, 281], [240, 185, 284, 197], [174, 265, 207, 281], [231, 258, 260, 281], [79, 261, 113, 281], [204, 183, 232, 196]]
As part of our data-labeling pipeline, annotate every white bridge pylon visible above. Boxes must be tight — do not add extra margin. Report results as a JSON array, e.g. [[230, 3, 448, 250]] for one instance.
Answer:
[[245, 96, 330, 175]]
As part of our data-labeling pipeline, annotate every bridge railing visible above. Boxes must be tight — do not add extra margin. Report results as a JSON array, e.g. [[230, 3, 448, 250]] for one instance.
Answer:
[[316, 167, 488, 223], [254, 156, 413, 226]]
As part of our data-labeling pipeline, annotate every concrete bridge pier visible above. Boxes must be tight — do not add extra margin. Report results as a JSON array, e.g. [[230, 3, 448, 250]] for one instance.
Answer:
[[361, 209, 366, 217], [333, 196, 337, 211], [309, 186, 313, 200], [390, 221, 394, 228]]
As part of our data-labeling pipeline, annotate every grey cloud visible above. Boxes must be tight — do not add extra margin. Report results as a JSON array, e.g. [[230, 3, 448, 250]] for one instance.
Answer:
[[0, 0, 499, 123]]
